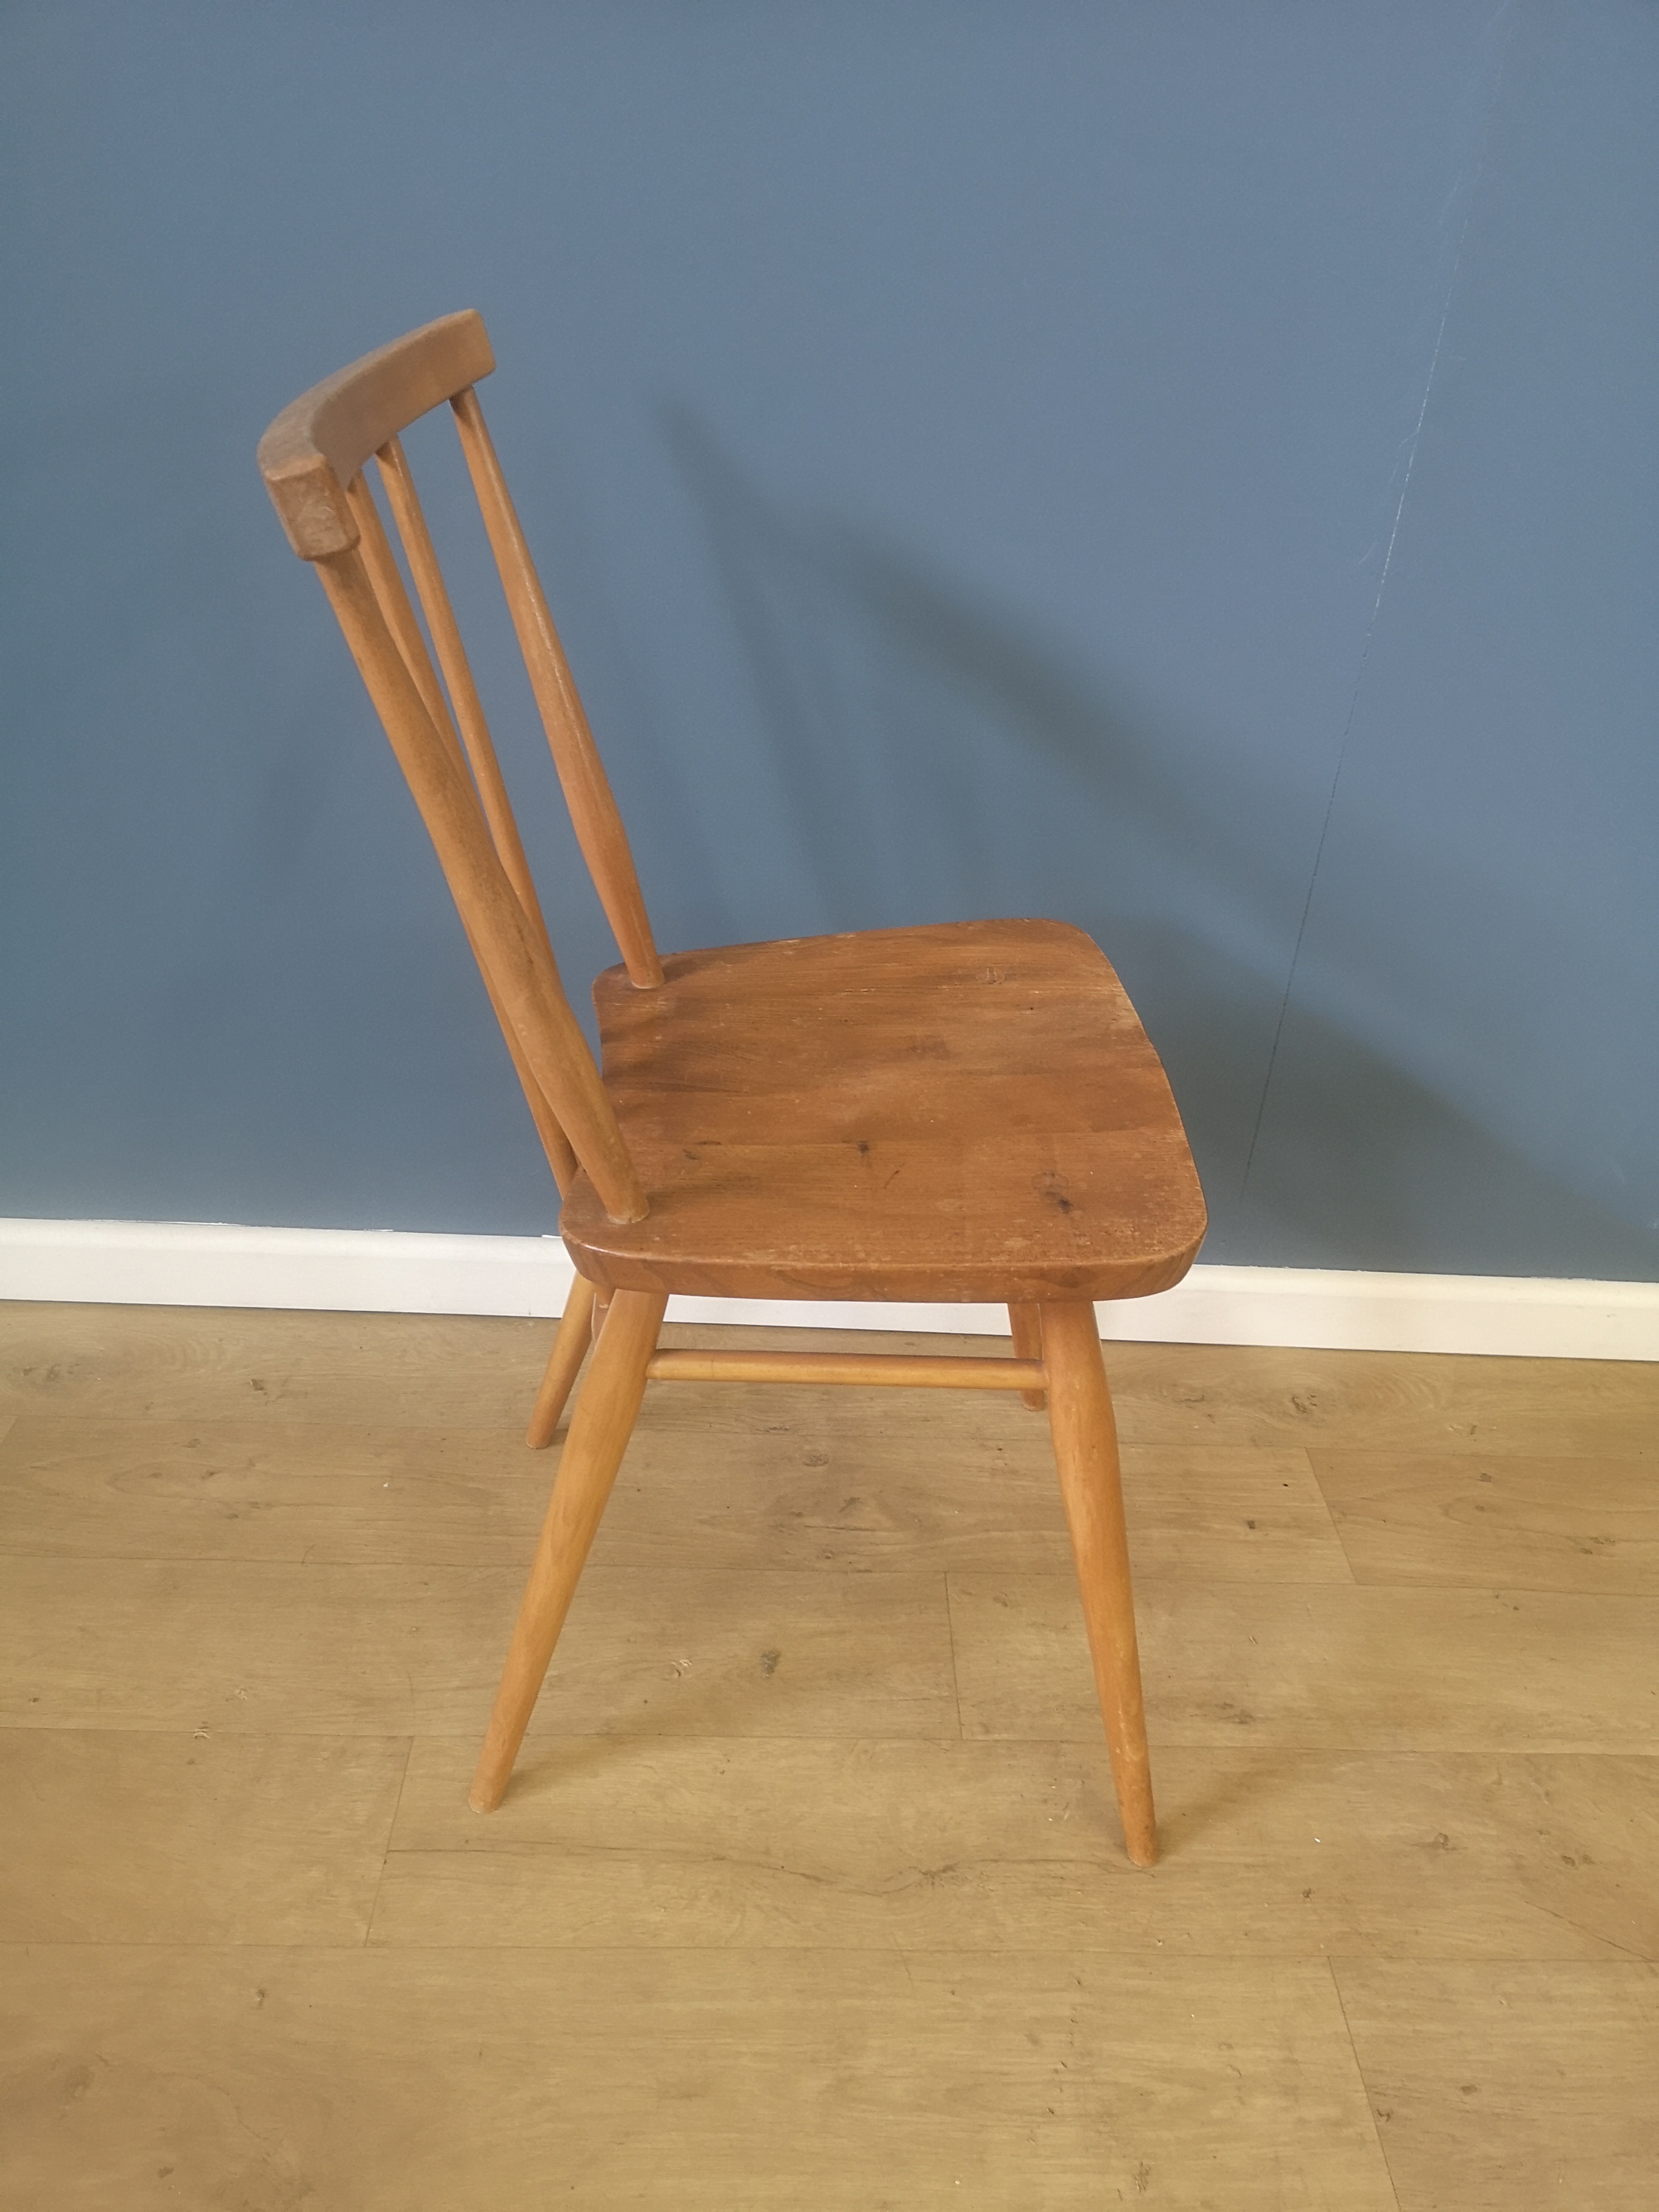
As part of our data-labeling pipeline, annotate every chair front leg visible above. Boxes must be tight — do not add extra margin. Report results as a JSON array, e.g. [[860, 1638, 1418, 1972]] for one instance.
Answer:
[[1041, 1299, 1158, 1866], [472, 1285, 668, 1811], [525, 1273, 598, 1447]]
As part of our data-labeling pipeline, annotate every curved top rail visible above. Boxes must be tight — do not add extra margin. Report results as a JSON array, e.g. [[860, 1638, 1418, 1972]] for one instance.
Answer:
[[258, 310, 495, 560]]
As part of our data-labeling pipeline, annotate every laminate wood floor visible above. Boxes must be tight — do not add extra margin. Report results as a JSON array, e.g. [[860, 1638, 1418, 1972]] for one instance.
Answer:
[[2, 1302, 1655, 2210]]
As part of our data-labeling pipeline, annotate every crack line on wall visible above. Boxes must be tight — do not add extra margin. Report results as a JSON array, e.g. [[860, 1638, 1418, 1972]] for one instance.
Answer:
[[1239, 1, 1519, 1203]]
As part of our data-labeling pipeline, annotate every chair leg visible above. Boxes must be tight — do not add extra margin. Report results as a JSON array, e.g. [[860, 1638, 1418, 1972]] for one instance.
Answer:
[[1041, 1300, 1158, 1866], [471, 1286, 668, 1812], [1008, 1301, 1047, 1411], [525, 1275, 598, 1447]]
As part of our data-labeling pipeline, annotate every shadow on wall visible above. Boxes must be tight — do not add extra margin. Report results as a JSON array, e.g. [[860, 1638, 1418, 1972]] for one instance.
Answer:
[[1230, 975, 1659, 1277], [663, 409, 1659, 1280], [663, 404, 1295, 956]]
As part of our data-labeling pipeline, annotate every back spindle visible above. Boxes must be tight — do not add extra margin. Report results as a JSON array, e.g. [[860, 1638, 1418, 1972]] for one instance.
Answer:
[[373, 435, 554, 950], [451, 386, 663, 989], [344, 465, 581, 1193], [316, 541, 643, 1221], [344, 471, 458, 759]]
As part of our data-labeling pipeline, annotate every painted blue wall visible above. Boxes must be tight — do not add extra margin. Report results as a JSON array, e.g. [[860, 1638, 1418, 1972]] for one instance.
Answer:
[[3, 2, 1655, 1277]]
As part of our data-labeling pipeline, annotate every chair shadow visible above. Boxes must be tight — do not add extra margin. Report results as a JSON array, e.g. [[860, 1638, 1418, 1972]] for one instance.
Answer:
[[660, 403, 1659, 1281]]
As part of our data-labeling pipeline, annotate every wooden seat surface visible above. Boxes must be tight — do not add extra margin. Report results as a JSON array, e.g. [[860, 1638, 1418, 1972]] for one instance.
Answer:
[[560, 917, 1207, 1304]]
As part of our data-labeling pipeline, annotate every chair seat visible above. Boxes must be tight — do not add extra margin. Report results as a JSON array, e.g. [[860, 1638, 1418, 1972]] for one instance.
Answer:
[[558, 917, 1207, 1303]]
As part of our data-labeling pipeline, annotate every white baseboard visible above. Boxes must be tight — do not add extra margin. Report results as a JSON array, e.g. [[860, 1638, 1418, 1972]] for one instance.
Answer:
[[2, 1217, 1656, 1359]]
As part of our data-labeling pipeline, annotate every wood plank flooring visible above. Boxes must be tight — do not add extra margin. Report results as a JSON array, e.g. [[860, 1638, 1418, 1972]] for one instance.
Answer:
[[2, 1302, 1655, 2209]]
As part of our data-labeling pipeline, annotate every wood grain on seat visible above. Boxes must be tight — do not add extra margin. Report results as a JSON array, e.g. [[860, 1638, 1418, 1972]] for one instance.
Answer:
[[561, 919, 1206, 1304]]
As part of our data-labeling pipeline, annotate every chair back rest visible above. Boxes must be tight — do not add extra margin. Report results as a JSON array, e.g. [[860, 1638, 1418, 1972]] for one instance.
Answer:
[[258, 310, 655, 1223]]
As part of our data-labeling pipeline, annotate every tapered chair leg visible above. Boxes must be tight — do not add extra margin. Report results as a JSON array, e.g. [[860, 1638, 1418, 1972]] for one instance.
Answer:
[[1008, 1301, 1047, 1411], [471, 1286, 668, 1811], [525, 1274, 598, 1447], [1041, 1300, 1158, 1866]]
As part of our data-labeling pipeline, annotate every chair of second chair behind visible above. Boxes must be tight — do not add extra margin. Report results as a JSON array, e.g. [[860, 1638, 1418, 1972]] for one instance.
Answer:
[[258, 310, 1208, 1866]]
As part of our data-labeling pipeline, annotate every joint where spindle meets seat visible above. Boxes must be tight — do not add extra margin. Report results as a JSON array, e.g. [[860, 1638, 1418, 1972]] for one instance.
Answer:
[[260, 309, 1207, 1868]]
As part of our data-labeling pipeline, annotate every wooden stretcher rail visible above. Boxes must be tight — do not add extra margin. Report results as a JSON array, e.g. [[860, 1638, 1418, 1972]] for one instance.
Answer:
[[644, 1349, 1050, 1391]]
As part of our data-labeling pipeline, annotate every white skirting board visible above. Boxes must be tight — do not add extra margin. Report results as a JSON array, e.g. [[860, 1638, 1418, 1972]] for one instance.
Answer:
[[1, 1217, 1657, 1359]]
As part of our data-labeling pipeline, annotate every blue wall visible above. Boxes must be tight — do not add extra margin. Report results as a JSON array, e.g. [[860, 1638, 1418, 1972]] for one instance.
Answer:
[[3, 2, 1655, 1277]]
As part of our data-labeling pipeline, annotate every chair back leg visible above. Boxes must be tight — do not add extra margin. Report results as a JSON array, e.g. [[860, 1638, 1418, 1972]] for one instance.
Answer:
[[526, 1275, 598, 1448], [1041, 1299, 1158, 1866]]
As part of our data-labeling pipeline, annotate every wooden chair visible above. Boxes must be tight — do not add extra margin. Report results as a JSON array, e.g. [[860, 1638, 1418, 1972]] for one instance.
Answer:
[[258, 311, 1207, 1866]]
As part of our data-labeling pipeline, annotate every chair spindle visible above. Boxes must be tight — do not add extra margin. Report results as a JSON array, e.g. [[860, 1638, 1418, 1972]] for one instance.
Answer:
[[373, 435, 554, 950], [344, 467, 581, 1193], [344, 472, 460, 761], [451, 386, 664, 990], [316, 543, 646, 1222]]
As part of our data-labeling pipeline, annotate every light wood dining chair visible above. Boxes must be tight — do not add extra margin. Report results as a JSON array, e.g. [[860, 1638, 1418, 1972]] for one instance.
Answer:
[[259, 311, 1207, 1866]]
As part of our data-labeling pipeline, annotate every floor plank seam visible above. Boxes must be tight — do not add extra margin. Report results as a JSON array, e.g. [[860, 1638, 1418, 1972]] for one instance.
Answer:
[[1302, 1444, 1366, 1584], [942, 1568, 967, 1741], [360, 1736, 415, 1950], [1326, 1954, 1406, 2212]]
